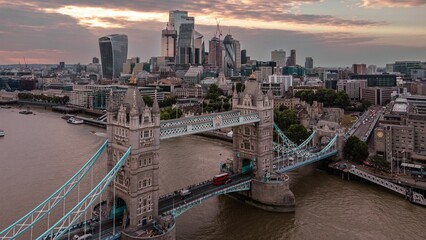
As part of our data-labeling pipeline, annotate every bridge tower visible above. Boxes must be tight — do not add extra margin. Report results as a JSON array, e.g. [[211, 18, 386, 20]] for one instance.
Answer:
[[106, 76, 174, 239], [231, 73, 295, 212]]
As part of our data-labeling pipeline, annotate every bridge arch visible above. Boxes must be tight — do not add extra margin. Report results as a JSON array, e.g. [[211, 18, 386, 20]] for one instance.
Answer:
[[313, 120, 345, 159]]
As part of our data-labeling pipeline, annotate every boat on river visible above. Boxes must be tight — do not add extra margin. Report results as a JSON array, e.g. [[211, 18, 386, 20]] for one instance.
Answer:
[[67, 117, 84, 125]]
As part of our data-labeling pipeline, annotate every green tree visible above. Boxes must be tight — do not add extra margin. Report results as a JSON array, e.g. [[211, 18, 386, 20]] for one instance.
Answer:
[[285, 124, 310, 144], [344, 136, 369, 163], [207, 84, 224, 100], [274, 109, 298, 131], [278, 105, 288, 111], [143, 96, 153, 107], [334, 91, 350, 109]]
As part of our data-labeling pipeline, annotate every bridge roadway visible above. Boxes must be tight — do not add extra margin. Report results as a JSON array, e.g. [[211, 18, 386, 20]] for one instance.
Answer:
[[348, 106, 382, 141], [158, 173, 252, 214]]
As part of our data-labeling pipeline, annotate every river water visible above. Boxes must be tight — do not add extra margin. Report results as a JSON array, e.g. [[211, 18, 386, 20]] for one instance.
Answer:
[[1, 107, 425, 240]]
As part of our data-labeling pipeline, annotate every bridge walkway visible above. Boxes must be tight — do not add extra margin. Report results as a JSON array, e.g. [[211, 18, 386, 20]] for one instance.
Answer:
[[349, 167, 426, 206]]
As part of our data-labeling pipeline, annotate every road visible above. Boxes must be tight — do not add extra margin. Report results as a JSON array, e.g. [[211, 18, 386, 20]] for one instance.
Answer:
[[158, 173, 252, 214], [350, 106, 382, 141]]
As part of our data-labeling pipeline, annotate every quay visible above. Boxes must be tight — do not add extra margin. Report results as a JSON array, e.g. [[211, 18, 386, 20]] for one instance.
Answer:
[[329, 161, 426, 207]]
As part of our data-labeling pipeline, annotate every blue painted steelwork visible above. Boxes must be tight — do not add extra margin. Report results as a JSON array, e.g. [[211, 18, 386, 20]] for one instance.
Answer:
[[0, 140, 108, 240], [36, 146, 131, 240], [162, 180, 251, 217], [160, 112, 260, 139], [273, 130, 316, 154], [275, 135, 338, 173], [160, 111, 241, 128], [273, 123, 297, 148]]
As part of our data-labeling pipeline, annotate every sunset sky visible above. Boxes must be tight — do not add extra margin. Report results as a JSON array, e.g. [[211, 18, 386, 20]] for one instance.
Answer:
[[0, 0, 425, 66]]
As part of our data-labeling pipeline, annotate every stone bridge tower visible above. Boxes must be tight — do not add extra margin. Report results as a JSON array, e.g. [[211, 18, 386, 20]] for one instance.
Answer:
[[106, 75, 163, 236], [231, 73, 295, 212]]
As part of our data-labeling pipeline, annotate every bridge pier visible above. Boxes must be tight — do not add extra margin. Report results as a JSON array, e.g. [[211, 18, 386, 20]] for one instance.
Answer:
[[230, 175, 295, 212]]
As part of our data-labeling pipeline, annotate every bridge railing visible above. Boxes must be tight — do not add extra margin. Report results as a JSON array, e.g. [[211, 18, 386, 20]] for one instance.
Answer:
[[36, 146, 131, 240], [0, 140, 108, 240], [160, 111, 241, 128], [161, 179, 252, 217], [160, 112, 260, 139]]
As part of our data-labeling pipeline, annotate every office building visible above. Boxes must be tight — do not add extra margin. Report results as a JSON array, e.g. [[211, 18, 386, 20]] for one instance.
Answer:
[[234, 39, 241, 73], [241, 50, 247, 65], [362, 87, 396, 105], [99, 34, 128, 79], [367, 65, 377, 74], [305, 57, 313, 70], [351, 74, 397, 87], [352, 64, 367, 74], [393, 61, 422, 76], [160, 25, 177, 58], [177, 23, 195, 65], [194, 31, 205, 65], [336, 79, 367, 101], [92, 57, 99, 64], [375, 98, 426, 165], [286, 49, 296, 66], [208, 36, 222, 68], [223, 34, 235, 77], [271, 50, 286, 67]]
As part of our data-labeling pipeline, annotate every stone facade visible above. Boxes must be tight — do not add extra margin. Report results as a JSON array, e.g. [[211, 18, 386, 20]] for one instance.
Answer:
[[107, 79, 173, 238], [231, 73, 295, 212]]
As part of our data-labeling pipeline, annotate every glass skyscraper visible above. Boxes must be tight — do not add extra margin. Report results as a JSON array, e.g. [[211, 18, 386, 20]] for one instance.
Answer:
[[223, 34, 235, 77], [99, 34, 128, 79]]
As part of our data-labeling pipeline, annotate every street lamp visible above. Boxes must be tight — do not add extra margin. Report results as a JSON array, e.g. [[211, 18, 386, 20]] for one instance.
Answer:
[[402, 150, 406, 175]]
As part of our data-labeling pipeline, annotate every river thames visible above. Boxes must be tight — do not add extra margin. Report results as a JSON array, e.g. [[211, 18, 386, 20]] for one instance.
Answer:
[[1, 107, 425, 240]]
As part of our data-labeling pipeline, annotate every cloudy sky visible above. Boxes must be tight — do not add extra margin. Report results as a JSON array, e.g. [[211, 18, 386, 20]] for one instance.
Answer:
[[0, 0, 425, 67]]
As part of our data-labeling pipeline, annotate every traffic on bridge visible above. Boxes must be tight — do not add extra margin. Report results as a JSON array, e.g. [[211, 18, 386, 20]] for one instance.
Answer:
[[159, 172, 252, 216]]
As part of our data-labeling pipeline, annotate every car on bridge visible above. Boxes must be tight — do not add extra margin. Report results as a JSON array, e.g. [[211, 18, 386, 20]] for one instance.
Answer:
[[180, 189, 191, 199]]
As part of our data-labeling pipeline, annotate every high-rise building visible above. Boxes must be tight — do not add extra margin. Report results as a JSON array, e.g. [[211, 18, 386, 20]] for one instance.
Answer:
[[59, 62, 65, 69], [194, 31, 205, 65], [208, 36, 222, 68], [234, 39, 241, 74], [286, 49, 296, 66], [177, 23, 195, 65], [169, 10, 194, 62], [92, 57, 99, 64], [160, 25, 177, 58], [223, 34, 235, 77], [352, 64, 367, 74], [241, 49, 247, 65], [305, 57, 313, 69], [271, 49, 286, 67], [367, 65, 377, 74], [99, 34, 128, 79]]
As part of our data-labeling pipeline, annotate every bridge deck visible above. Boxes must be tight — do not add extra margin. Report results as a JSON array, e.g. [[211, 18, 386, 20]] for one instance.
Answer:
[[159, 173, 252, 215]]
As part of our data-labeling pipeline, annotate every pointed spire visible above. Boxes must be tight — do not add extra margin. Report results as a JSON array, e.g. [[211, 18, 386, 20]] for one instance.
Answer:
[[107, 88, 114, 111], [152, 87, 160, 114], [130, 89, 139, 116], [129, 68, 137, 85]]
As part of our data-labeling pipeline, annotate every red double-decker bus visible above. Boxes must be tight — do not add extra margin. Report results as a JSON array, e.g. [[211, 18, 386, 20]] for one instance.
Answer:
[[212, 173, 230, 185]]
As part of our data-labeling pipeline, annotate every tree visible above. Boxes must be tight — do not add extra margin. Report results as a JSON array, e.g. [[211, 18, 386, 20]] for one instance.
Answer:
[[274, 109, 298, 131], [206, 84, 224, 100], [278, 105, 288, 112], [143, 96, 153, 107], [334, 91, 350, 109], [285, 124, 310, 145], [344, 136, 369, 163]]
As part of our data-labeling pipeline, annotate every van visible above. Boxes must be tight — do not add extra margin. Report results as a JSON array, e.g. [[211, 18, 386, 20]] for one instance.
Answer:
[[77, 234, 93, 240], [180, 189, 191, 199]]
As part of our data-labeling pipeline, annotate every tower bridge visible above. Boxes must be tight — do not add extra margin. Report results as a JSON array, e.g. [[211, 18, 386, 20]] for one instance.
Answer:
[[1, 74, 342, 240]]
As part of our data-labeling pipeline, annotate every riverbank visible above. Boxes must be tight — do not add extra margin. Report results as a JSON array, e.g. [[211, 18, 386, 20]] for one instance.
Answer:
[[328, 160, 426, 207]]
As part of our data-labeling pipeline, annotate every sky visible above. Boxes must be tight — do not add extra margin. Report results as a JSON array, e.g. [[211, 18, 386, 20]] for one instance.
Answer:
[[0, 0, 425, 67]]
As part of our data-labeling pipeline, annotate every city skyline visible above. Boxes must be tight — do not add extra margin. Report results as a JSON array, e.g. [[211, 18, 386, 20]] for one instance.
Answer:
[[0, 0, 425, 66]]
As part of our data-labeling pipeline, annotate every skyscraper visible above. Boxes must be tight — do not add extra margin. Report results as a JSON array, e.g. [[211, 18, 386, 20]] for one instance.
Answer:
[[168, 10, 194, 62], [241, 49, 247, 65], [160, 25, 177, 58], [352, 64, 367, 74], [286, 49, 296, 66], [177, 23, 195, 65], [223, 34, 235, 77], [208, 36, 222, 68], [234, 39, 241, 73], [99, 34, 128, 79], [194, 30, 205, 65], [305, 57, 313, 69], [271, 49, 286, 67]]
